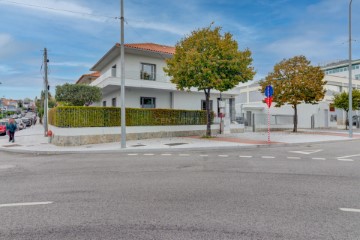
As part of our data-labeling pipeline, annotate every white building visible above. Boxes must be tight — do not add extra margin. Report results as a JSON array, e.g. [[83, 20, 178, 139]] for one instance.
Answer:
[[237, 59, 360, 129], [89, 43, 239, 123]]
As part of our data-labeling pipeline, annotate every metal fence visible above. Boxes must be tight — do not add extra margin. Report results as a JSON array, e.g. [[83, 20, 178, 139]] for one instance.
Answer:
[[249, 113, 294, 132]]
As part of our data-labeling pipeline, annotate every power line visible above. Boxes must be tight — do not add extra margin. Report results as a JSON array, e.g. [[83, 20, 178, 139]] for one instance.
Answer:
[[0, 0, 119, 20]]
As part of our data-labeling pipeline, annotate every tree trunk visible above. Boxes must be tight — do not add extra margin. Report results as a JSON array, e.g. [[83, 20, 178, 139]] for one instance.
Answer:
[[293, 105, 298, 132], [205, 89, 211, 137]]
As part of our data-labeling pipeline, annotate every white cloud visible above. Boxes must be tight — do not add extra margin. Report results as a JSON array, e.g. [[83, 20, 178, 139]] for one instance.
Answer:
[[0, 64, 20, 75], [50, 61, 92, 68], [0, 0, 110, 22], [0, 33, 23, 58]]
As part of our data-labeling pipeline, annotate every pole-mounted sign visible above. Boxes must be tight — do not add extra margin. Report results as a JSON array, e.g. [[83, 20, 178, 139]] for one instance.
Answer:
[[264, 85, 274, 143]]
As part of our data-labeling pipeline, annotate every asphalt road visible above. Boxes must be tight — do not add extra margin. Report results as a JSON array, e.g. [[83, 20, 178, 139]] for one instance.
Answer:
[[0, 140, 360, 240]]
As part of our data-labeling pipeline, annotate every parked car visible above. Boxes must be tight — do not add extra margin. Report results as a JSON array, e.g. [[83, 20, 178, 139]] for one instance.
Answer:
[[15, 119, 26, 130], [0, 120, 7, 135], [21, 117, 32, 127]]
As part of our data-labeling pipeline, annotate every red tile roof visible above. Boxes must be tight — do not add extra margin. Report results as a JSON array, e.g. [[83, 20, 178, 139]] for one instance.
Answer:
[[117, 43, 175, 55]]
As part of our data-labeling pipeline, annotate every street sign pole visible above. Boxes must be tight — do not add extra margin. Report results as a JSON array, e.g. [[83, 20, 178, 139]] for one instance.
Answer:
[[264, 85, 274, 144]]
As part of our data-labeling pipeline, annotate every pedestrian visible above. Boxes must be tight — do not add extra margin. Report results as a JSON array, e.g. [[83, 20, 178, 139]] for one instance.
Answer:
[[6, 118, 17, 143]]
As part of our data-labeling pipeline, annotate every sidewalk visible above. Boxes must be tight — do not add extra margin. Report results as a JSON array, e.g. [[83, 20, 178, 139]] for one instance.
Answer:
[[0, 124, 359, 154]]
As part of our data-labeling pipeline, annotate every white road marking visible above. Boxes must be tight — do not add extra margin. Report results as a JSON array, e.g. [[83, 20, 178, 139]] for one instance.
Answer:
[[239, 156, 252, 158], [161, 154, 172, 156], [340, 208, 360, 213], [179, 154, 189, 156], [287, 157, 301, 159], [0, 165, 16, 169], [0, 201, 53, 208], [128, 153, 138, 156], [262, 156, 275, 159], [312, 158, 326, 160], [337, 153, 360, 159], [143, 153, 155, 156], [200, 155, 208, 157], [338, 159, 354, 162], [218, 155, 228, 157], [290, 149, 323, 155]]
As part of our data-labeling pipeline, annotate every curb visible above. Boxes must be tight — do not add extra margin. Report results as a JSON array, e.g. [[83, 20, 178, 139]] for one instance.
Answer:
[[1, 138, 358, 155]]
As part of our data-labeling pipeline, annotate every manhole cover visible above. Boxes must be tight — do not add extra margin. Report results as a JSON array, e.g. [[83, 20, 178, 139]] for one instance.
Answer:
[[131, 144, 146, 147], [3, 144, 21, 148], [164, 143, 188, 146]]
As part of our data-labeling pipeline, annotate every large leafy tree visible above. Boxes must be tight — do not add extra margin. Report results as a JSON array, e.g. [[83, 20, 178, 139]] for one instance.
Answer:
[[164, 24, 255, 136], [333, 89, 360, 129], [55, 83, 102, 106], [259, 55, 326, 132]]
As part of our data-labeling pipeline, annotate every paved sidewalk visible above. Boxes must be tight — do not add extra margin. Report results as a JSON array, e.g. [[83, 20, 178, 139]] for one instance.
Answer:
[[0, 124, 359, 154]]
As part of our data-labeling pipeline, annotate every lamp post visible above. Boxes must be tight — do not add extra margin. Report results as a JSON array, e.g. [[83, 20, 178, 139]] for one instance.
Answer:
[[348, 0, 353, 138], [120, 0, 126, 148]]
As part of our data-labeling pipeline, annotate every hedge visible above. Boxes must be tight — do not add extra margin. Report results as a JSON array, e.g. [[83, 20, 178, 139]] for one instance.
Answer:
[[48, 106, 212, 127]]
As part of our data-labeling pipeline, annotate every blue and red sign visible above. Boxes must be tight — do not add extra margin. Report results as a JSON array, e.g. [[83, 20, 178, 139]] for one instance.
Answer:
[[264, 85, 273, 108]]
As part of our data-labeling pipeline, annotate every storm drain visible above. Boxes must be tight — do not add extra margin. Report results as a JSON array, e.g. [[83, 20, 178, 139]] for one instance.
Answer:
[[164, 143, 188, 146], [131, 144, 146, 147]]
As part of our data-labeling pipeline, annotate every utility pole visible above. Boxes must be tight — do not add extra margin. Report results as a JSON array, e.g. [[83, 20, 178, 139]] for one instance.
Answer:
[[44, 48, 49, 137], [120, 0, 126, 148], [348, 0, 353, 138]]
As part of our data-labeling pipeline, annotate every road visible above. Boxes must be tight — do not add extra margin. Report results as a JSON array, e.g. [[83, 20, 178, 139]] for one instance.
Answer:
[[0, 140, 360, 239]]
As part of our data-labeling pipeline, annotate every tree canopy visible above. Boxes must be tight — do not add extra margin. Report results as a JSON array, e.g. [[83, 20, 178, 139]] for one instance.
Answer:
[[55, 83, 102, 106], [259, 55, 326, 132], [164, 24, 255, 136], [333, 89, 360, 129]]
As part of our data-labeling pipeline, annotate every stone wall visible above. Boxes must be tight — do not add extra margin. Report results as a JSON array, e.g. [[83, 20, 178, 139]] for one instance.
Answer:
[[49, 124, 244, 146]]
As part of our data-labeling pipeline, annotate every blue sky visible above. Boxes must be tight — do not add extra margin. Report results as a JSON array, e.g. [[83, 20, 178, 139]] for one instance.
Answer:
[[0, 0, 359, 100]]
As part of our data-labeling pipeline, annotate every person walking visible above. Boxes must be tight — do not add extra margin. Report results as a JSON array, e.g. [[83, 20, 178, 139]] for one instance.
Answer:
[[6, 118, 17, 143]]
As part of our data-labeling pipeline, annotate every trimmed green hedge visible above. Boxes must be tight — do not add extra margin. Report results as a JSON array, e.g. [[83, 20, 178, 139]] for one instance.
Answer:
[[48, 107, 211, 127]]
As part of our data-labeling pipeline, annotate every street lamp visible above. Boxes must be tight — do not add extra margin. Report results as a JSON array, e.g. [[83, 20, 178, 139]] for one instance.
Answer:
[[348, 0, 353, 138]]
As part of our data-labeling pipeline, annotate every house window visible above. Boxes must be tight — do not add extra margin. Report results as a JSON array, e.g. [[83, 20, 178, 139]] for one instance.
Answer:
[[111, 65, 116, 77], [140, 97, 156, 108], [112, 98, 116, 107], [103, 101, 106, 107], [201, 100, 213, 111], [140, 63, 156, 80]]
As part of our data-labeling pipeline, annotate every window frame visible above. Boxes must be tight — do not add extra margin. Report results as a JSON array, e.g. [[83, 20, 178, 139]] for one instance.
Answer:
[[140, 97, 156, 108], [140, 63, 156, 81]]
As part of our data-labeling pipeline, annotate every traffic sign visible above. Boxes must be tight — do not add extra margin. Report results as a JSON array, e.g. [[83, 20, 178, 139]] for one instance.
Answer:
[[265, 85, 273, 97]]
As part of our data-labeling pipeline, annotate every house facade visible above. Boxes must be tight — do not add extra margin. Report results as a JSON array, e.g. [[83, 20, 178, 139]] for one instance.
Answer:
[[88, 43, 239, 122], [236, 59, 360, 129]]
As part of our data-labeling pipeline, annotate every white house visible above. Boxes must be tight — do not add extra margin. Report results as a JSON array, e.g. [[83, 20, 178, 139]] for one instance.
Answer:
[[236, 59, 360, 129], [89, 43, 239, 123]]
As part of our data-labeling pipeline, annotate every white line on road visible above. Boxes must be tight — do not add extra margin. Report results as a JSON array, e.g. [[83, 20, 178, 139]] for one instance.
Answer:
[[287, 157, 301, 159], [218, 155, 228, 157], [239, 156, 252, 158], [161, 154, 172, 156], [312, 158, 326, 160], [262, 156, 275, 159], [337, 153, 360, 159], [338, 159, 354, 162], [289, 149, 323, 155], [179, 154, 190, 156], [340, 208, 360, 213], [0, 202, 53, 208], [127, 153, 138, 156], [143, 153, 155, 156]]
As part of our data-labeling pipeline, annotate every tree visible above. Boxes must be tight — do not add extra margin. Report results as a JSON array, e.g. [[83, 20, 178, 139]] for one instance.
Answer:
[[55, 83, 102, 106], [164, 24, 255, 136], [333, 89, 360, 129], [259, 55, 326, 132]]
